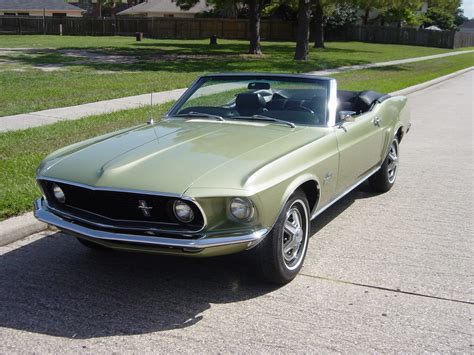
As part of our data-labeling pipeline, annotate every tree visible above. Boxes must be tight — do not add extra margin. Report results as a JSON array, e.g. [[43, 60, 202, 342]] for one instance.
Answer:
[[381, 0, 423, 27], [248, 0, 270, 54], [326, 2, 358, 29], [95, 0, 127, 17], [427, 0, 461, 13], [454, 7, 468, 26], [355, 0, 388, 25], [174, 0, 270, 54], [294, 0, 312, 60], [312, 0, 337, 49], [263, 0, 299, 20], [422, 7, 457, 29]]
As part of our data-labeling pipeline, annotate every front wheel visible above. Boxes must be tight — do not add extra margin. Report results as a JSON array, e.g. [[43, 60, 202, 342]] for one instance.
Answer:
[[252, 190, 310, 284], [369, 137, 399, 193]]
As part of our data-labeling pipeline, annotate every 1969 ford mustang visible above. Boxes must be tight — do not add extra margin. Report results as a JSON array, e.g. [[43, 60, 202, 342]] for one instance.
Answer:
[[34, 73, 410, 284]]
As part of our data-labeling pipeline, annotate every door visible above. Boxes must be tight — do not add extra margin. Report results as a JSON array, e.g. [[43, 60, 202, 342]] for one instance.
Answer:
[[335, 111, 385, 194]]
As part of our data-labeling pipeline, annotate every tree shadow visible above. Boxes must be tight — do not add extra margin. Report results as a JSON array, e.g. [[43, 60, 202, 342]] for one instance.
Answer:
[[0, 182, 378, 339], [0, 43, 374, 74]]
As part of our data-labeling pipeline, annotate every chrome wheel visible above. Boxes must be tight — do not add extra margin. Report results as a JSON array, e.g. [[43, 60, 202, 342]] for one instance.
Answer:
[[387, 141, 399, 184], [282, 200, 308, 270]]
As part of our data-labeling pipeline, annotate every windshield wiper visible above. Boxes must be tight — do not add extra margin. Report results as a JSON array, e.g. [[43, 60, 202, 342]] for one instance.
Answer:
[[172, 112, 225, 121], [231, 115, 296, 128]]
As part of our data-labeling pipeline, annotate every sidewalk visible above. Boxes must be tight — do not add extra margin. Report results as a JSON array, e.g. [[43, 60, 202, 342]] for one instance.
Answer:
[[306, 50, 474, 76], [1, 49, 472, 133], [0, 89, 186, 132]]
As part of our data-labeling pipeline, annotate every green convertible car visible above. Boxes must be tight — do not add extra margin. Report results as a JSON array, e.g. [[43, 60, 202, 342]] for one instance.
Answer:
[[34, 73, 410, 284]]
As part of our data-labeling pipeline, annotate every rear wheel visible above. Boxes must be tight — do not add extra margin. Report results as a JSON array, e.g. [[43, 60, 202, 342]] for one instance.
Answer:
[[252, 190, 310, 284], [369, 137, 399, 193]]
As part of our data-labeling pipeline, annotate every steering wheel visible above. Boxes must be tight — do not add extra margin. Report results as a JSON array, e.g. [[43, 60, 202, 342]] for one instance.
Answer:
[[289, 105, 315, 114]]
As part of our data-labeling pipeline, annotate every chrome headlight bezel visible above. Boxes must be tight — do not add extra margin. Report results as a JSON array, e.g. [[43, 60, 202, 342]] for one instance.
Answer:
[[173, 200, 195, 223], [228, 197, 255, 222]]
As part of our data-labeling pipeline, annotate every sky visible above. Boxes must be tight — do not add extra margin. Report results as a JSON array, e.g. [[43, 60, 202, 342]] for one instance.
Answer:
[[462, 0, 474, 19]]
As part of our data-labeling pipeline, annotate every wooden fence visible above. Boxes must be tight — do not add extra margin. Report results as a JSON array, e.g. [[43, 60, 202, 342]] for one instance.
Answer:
[[1, 16, 473, 49]]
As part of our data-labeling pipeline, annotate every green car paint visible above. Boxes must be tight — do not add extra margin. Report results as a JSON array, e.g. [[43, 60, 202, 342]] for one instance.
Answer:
[[34, 74, 410, 257]]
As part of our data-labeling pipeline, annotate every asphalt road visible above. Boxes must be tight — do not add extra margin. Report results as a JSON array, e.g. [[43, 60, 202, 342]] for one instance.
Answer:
[[0, 71, 472, 353]]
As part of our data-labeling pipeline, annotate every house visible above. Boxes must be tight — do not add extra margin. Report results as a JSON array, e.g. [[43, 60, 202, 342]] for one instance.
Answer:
[[0, 0, 84, 17], [459, 19, 474, 33], [117, 0, 210, 18], [71, 0, 137, 17]]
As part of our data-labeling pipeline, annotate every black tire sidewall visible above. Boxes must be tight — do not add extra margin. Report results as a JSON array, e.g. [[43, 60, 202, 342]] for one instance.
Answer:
[[369, 137, 399, 192], [256, 190, 310, 284]]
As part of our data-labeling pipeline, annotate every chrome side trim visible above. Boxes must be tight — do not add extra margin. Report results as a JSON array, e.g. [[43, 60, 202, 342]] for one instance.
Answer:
[[34, 198, 267, 251], [311, 166, 380, 220], [36, 177, 208, 233]]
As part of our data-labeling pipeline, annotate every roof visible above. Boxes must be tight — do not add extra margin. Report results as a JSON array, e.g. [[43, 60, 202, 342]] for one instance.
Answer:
[[459, 19, 474, 29], [0, 0, 83, 11], [425, 25, 442, 31], [117, 0, 210, 16]]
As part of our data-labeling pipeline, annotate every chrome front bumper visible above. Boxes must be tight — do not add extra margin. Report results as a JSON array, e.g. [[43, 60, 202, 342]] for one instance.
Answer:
[[34, 198, 268, 254]]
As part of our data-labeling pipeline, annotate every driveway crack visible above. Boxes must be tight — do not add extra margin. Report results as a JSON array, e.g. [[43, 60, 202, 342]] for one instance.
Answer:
[[300, 273, 473, 305]]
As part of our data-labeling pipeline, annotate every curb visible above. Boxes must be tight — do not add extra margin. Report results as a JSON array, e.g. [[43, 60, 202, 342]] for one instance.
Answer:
[[1, 67, 472, 247], [390, 67, 473, 96], [0, 212, 47, 247]]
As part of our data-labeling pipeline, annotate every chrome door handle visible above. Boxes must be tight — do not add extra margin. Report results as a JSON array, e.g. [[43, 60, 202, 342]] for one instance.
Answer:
[[373, 117, 382, 126]]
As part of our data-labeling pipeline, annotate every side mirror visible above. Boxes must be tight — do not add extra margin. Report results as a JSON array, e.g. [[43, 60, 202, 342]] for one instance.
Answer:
[[338, 111, 356, 123]]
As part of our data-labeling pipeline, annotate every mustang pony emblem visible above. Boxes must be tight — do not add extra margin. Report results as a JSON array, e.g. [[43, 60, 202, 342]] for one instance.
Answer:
[[138, 200, 153, 217]]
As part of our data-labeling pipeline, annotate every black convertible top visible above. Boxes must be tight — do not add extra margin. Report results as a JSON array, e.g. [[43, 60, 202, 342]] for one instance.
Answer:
[[337, 90, 391, 114]]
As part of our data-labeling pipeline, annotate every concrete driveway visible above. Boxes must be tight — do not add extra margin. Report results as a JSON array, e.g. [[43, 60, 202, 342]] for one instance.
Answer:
[[0, 71, 472, 352]]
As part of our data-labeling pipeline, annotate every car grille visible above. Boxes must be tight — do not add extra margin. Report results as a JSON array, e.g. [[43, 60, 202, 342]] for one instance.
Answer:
[[38, 179, 205, 233]]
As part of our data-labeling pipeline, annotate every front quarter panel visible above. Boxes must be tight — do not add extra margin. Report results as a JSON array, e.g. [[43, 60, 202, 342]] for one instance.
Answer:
[[185, 127, 339, 233]]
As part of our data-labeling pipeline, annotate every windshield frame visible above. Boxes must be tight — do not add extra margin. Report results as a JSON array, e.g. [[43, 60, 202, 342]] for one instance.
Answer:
[[165, 73, 338, 127]]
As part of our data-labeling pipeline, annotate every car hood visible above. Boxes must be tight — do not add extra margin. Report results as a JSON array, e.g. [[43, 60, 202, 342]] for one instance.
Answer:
[[39, 119, 326, 195]]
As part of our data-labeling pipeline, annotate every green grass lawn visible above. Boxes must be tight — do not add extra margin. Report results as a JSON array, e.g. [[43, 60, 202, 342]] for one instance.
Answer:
[[334, 52, 474, 93], [1, 52, 472, 221], [0, 35, 466, 117]]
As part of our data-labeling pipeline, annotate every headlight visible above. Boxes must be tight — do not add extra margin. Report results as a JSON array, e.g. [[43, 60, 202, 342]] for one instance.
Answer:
[[173, 200, 194, 223], [229, 197, 254, 221], [52, 183, 66, 203]]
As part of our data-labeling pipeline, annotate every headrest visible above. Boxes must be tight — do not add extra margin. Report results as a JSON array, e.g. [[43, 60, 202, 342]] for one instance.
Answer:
[[236, 92, 266, 109], [358, 90, 386, 107]]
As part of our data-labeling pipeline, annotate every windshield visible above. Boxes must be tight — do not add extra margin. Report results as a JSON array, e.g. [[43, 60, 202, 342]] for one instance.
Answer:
[[168, 75, 331, 126]]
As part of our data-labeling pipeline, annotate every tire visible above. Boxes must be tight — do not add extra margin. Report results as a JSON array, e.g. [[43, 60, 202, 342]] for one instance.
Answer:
[[252, 190, 310, 284], [369, 137, 399, 193], [76, 237, 109, 251]]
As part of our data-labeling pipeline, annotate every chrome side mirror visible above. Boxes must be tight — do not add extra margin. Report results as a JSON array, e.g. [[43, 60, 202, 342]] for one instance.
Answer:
[[338, 110, 356, 123]]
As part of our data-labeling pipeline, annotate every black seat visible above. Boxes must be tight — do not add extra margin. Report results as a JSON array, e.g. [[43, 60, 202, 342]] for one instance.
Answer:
[[337, 90, 390, 115], [235, 92, 266, 116], [357, 90, 389, 111]]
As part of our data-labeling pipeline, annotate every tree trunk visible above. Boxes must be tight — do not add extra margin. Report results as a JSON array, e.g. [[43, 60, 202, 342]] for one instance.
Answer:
[[294, 0, 311, 60], [248, 0, 262, 55], [314, 0, 325, 49], [363, 8, 370, 25]]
